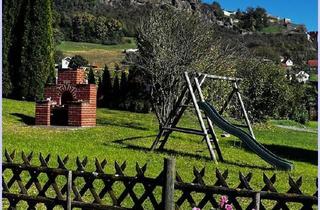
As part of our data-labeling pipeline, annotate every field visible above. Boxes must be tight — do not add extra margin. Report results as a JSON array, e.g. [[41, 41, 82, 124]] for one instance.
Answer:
[[260, 25, 287, 33], [3, 98, 317, 201], [56, 38, 136, 69]]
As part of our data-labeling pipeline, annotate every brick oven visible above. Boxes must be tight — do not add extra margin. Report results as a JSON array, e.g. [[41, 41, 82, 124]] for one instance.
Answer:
[[35, 68, 96, 127]]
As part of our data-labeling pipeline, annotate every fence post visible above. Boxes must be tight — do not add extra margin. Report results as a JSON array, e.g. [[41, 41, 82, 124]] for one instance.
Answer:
[[163, 158, 176, 210], [66, 170, 72, 210], [254, 192, 260, 210]]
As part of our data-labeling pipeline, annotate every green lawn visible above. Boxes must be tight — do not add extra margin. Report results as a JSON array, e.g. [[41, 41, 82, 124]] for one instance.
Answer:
[[2, 99, 318, 208], [57, 38, 136, 52], [260, 25, 286, 33], [56, 38, 136, 68], [269, 119, 318, 131], [310, 73, 318, 82]]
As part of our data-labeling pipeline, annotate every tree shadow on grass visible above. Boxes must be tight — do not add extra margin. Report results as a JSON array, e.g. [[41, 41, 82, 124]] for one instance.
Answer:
[[97, 119, 149, 131], [226, 141, 317, 165], [110, 135, 273, 170], [263, 144, 317, 165], [11, 113, 35, 125]]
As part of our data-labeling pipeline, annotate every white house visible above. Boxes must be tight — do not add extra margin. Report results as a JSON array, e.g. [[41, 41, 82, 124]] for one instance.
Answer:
[[295, 71, 309, 83], [280, 57, 294, 68], [123, 48, 138, 53], [62, 57, 72, 69], [223, 10, 235, 17], [284, 59, 294, 67]]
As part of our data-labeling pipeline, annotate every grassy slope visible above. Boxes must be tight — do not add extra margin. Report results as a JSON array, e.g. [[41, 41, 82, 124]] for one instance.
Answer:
[[260, 25, 286, 33], [56, 38, 136, 68], [269, 119, 317, 131], [3, 99, 317, 208]]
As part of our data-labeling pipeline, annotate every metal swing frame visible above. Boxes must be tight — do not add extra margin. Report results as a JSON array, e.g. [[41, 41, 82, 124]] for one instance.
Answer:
[[150, 71, 255, 163]]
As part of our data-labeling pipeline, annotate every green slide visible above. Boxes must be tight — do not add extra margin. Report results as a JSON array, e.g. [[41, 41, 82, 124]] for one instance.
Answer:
[[198, 101, 293, 170]]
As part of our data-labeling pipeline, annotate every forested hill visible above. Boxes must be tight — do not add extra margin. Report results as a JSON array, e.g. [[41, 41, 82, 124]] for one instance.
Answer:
[[52, 0, 317, 66]]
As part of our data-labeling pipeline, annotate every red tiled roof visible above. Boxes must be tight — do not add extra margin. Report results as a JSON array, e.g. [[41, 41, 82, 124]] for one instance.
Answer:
[[307, 60, 318, 67]]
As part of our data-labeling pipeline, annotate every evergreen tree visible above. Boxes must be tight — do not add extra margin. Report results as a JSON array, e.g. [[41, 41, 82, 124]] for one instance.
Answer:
[[114, 63, 121, 71], [120, 71, 128, 100], [112, 75, 120, 108], [101, 65, 113, 107], [16, 0, 55, 100], [97, 77, 103, 107], [3, 0, 25, 97], [88, 68, 96, 84], [3, 0, 16, 96]]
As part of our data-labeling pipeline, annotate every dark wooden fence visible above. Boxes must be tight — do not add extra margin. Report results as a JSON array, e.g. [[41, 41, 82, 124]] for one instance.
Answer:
[[2, 150, 318, 210]]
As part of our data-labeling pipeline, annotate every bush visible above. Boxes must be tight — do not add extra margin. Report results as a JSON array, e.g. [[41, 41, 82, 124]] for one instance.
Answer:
[[291, 105, 309, 124], [236, 60, 287, 122], [68, 55, 88, 69], [135, 6, 243, 126], [237, 60, 308, 123], [54, 50, 65, 63]]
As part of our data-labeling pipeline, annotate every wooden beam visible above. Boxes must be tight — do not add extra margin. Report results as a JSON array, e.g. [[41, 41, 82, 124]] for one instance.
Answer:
[[186, 73, 217, 163], [233, 82, 255, 139], [162, 127, 206, 136], [219, 89, 236, 115], [202, 74, 242, 82], [163, 158, 176, 210], [194, 77, 224, 162]]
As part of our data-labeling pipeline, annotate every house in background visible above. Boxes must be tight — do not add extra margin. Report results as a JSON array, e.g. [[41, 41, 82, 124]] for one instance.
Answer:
[[62, 57, 72, 69], [280, 57, 294, 70], [307, 59, 318, 72], [295, 71, 310, 83]]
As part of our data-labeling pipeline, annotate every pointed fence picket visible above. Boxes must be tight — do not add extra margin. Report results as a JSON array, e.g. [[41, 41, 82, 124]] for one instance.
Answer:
[[2, 150, 317, 209]]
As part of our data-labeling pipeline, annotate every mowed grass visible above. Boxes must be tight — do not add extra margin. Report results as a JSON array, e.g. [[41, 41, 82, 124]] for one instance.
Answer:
[[56, 38, 136, 68], [2, 99, 318, 208], [269, 119, 318, 131], [260, 25, 286, 33]]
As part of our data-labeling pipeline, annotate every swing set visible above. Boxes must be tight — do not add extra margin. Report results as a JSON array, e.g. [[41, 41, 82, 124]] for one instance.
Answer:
[[150, 72, 293, 170], [150, 71, 255, 163]]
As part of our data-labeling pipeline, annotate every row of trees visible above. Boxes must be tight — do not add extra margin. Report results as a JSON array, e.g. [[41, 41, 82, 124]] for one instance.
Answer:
[[95, 66, 151, 113], [3, 0, 55, 100], [52, 0, 142, 43], [235, 7, 269, 31], [70, 13, 124, 44]]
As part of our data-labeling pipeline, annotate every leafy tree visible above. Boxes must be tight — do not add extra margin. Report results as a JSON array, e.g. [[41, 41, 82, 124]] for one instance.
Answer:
[[68, 55, 88, 69], [95, 16, 110, 43], [211, 1, 224, 19], [71, 12, 95, 42], [54, 50, 65, 63], [236, 59, 308, 123], [88, 68, 96, 84], [241, 7, 269, 31], [135, 7, 244, 126]]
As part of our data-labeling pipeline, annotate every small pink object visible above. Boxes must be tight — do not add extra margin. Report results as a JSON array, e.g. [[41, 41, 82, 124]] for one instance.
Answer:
[[225, 204, 233, 210], [192, 207, 201, 210], [220, 195, 228, 208]]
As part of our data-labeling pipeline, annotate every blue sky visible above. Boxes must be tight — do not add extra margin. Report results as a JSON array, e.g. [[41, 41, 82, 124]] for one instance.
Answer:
[[203, 0, 318, 31]]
